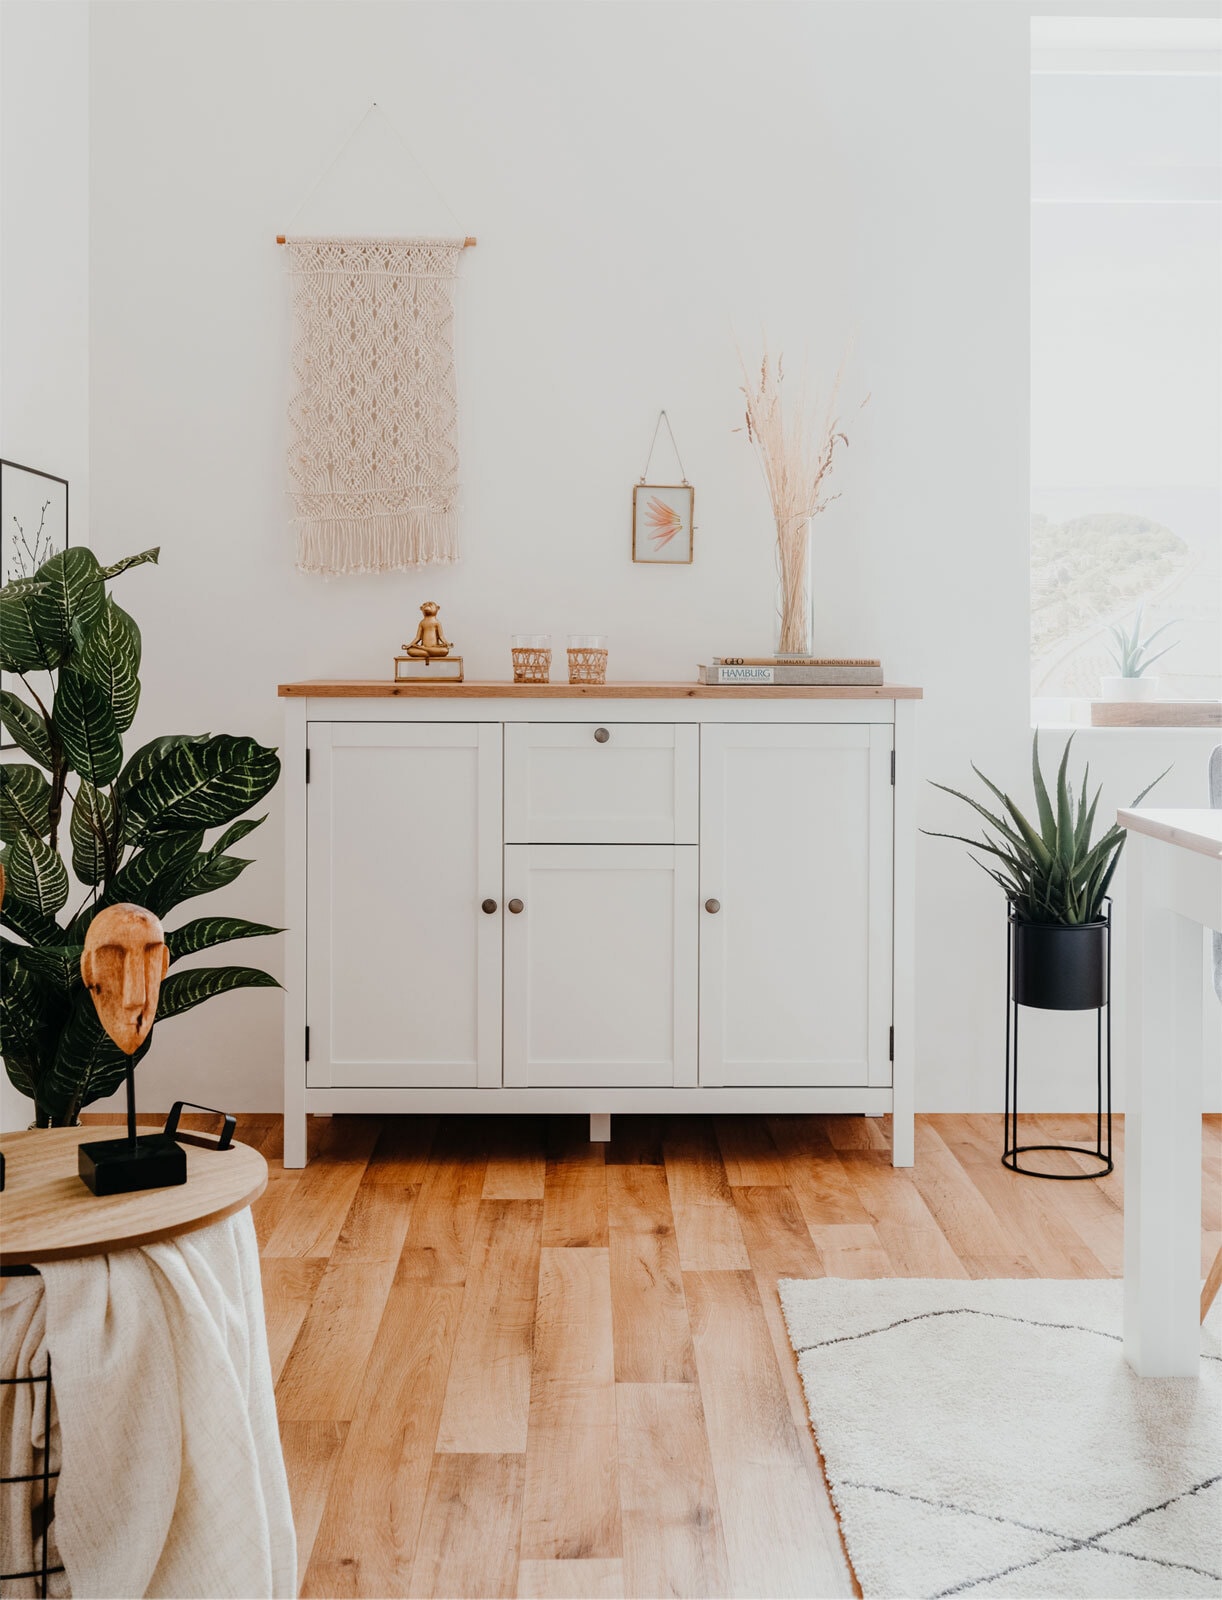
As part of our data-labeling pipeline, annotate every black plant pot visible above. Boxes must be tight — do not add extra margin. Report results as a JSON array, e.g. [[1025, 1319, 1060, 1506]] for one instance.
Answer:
[[1012, 918, 1108, 1011]]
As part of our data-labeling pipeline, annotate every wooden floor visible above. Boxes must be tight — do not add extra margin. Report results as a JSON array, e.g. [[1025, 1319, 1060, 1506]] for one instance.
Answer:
[[229, 1111, 1222, 1599]]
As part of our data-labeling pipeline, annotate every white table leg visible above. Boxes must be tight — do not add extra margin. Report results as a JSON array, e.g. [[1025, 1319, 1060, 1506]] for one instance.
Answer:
[[589, 1113, 611, 1143], [1124, 835, 1203, 1376]]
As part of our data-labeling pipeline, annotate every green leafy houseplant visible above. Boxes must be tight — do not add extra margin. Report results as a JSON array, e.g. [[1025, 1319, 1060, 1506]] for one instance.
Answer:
[[0, 545, 282, 1125], [926, 733, 1166, 926], [1107, 603, 1178, 679]]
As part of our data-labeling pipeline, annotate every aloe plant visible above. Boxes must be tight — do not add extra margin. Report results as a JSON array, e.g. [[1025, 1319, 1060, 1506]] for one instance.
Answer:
[[1107, 603, 1178, 678], [0, 545, 281, 1124], [926, 733, 1167, 926]]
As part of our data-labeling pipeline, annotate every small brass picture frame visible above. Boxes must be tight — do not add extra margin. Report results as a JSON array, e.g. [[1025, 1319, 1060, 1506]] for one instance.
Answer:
[[632, 484, 694, 564]]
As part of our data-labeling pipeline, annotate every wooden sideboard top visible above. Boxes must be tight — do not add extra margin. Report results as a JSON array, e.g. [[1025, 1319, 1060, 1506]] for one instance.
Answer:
[[278, 679, 924, 700]]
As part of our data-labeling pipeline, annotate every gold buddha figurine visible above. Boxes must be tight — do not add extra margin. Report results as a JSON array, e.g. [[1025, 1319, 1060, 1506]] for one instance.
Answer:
[[403, 601, 453, 659]]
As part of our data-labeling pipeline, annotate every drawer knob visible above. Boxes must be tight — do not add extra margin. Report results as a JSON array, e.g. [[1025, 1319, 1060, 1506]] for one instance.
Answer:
[[481, 898, 498, 915], [508, 898, 525, 914], [594, 726, 610, 743], [705, 898, 721, 914]]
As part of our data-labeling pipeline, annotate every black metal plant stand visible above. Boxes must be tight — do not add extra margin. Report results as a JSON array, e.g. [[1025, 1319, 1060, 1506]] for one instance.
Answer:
[[1003, 901, 1112, 1179], [0, 1343, 64, 1596]]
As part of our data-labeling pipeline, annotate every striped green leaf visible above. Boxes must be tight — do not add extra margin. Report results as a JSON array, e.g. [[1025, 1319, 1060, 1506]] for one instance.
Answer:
[[0, 889, 63, 946], [39, 989, 150, 1122], [122, 735, 280, 840], [0, 690, 52, 767], [156, 964, 280, 1023], [70, 780, 116, 887], [98, 546, 160, 581], [30, 547, 105, 663], [5, 831, 69, 916], [84, 828, 203, 928], [75, 597, 142, 731], [53, 668, 123, 786], [0, 763, 51, 841], [167, 916, 282, 962], [0, 584, 55, 672]]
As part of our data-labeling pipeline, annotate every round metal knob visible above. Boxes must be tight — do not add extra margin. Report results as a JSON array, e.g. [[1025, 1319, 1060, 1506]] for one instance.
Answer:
[[481, 898, 498, 915], [705, 898, 721, 914], [508, 898, 525, 914], [594, 727, 610, 743]]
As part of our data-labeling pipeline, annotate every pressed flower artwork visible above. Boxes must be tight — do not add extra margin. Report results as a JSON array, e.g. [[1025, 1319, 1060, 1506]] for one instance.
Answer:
[[632, 483, 694, 563]]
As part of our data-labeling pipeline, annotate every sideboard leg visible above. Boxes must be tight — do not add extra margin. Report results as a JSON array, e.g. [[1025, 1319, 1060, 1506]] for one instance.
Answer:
[[589, 1113, 611, 1143], [284, 1108, 308, 1168]]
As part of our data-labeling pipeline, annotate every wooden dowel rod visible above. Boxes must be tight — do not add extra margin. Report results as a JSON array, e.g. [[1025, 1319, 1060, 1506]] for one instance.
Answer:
[[275, 234, 476, 247]]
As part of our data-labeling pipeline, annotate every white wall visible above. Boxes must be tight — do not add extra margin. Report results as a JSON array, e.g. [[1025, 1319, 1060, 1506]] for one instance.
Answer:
[[5, 0, 1218, 1119], [0, 0, 91, 1130]]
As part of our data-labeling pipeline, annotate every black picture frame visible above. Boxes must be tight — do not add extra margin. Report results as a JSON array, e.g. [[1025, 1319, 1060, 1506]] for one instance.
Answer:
[[1, 458, 70, 750]]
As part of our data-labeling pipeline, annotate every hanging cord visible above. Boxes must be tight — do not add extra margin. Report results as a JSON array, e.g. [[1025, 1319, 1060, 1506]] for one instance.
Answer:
[[281, 101, 467, 239], [639, 410, 690, 486]]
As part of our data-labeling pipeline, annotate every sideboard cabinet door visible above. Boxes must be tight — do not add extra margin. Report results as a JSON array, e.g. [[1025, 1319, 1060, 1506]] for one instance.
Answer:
[[699, 723, 893, 1088], [503, 844, 698, 1087], [306, 722, 502, 1088]]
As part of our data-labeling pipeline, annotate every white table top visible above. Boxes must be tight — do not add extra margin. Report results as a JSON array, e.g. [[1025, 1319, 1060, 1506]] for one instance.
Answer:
[[1117, 808, 1222, 860]]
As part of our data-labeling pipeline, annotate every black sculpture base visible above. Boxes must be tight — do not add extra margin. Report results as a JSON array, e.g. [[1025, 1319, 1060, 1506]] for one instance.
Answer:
[[78, 1133, 187, 1196]]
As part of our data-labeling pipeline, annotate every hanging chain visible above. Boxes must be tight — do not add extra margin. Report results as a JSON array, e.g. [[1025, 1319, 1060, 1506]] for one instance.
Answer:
[[639, 410, 690, 486]]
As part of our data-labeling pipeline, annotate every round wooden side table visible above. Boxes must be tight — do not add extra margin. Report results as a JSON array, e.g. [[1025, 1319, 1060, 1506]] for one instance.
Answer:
[[0, 1125, 267, 1267], [0, 1126, 269, 1597]]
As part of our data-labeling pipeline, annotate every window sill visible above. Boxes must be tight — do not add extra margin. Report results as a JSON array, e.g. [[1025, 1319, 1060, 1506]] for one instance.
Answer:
[[1088, 700, 1221, 729]]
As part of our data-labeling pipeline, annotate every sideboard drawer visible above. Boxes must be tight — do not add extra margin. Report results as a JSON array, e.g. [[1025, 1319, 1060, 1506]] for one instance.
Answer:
[[505, 723, 698, 843]]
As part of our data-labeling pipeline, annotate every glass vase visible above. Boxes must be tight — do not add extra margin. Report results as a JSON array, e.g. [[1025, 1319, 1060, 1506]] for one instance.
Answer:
[[774, 515, 814, 658]]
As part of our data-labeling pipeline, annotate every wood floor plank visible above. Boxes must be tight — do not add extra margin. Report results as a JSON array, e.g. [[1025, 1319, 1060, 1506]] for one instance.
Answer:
[[809, 1222, 893, 1278], [533, 1247, 614, 1384], [278, 1420, 348, 1581], [684, 1269, 845, 1597], [300, 1283, 464, 1597], [664, 1118, 751, 1271], [945, 1116, 1112, 1276], [715, 1116, 787, 1186], [330, 1179, 420, 1264], [617, 1382, 729, 1599], [260, 1256, 327, 1383], [604, 1114, 665, 1167], [835, 1148, 969, 1278], [521, 1378, 622, 1562], [436, 1198, 543, 1453], [260, 1119, 383, 1258], [766, 1117, 873, 1228], [275, 1259, 398, 1423], [523, 1239, 621, 1563], [364, 1114, 438, 1184], [484, 1116, 548, 1200], [408, 1453, 526, 1599], [732, 1184, 824, 1282], [542, 1146, 609, 1248], [606, 1165, 697, 1383], [396, 1123, 489, 1285], [517, 1558, 624, 1598]]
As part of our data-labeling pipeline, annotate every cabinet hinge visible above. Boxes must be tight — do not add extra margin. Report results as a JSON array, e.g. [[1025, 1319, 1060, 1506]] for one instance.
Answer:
[[305, 748, 311, 783], [305, 1025, 310, 1062], [890, 749, 896, 785], [889, 1024, 894, 1061]]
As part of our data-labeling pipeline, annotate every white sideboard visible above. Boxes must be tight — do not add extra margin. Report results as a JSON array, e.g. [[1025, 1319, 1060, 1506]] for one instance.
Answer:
[[279, 681, 921, 1168]]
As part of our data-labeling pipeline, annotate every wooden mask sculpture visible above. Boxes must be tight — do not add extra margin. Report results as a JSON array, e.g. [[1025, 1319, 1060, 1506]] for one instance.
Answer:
[[77, 901, 186, 1195], [81, 903, 169, 1056]]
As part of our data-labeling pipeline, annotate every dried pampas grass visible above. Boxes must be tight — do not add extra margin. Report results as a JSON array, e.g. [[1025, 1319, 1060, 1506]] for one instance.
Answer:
[[739, 345, 852, 655]]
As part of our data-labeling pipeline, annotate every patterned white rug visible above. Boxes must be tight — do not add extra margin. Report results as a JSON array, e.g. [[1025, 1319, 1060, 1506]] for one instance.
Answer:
[[778, 1278, 1222, 1599]]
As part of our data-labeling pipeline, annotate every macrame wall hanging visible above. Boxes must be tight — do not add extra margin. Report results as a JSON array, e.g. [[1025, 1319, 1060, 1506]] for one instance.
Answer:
[[279, 106, 474, 576]]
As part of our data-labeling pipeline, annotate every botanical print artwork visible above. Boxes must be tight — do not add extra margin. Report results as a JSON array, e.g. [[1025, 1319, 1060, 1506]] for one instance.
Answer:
[[632, 483, 694, 564], [1, 460, 68, 584]]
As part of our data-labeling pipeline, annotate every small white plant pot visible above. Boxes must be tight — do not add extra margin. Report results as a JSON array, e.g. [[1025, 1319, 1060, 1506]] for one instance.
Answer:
[[1101, 676, 1159, 703]]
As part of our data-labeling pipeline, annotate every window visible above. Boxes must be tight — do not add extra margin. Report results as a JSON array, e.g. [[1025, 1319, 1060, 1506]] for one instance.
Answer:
[[1031, 18, 1221, 727]]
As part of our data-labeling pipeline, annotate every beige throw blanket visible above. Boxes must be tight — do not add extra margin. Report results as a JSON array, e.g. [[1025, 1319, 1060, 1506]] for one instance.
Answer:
[[0, 1210, 295, 1599], [287, 235, 464, 574]]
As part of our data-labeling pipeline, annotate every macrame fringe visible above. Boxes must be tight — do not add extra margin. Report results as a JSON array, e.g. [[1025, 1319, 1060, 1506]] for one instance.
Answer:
[[295, 511, 460, 576]]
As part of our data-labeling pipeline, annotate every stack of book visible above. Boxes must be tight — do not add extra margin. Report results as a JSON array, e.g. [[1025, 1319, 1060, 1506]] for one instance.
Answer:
[[697, 657, 883, 686]]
